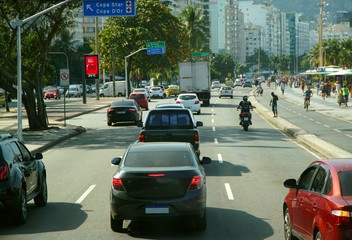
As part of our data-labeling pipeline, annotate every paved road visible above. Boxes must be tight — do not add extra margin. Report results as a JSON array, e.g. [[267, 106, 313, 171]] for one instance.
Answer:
[[0, 88, 351, 158]]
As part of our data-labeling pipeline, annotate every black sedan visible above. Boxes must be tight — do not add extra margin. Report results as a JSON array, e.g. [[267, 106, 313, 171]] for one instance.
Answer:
[[110, 142, 211, 232], [107, 99, 142, 126]]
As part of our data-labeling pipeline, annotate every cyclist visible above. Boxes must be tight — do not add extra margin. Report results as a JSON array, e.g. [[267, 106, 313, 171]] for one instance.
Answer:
[[304, 86, 313, 108]]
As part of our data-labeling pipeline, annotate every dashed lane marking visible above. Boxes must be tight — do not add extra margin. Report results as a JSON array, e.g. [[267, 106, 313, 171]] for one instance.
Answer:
[[218, 153, 223, 163], [225, 183, 234, 200], [212, 126, 216, 132], [214, 138, 218, 144], [76, 185, 96, 204]]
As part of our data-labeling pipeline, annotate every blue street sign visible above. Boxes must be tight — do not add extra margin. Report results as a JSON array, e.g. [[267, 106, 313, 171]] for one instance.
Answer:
[[83, 0, 136, 17], [146, 41, 166, 55], [147, 48, 166, 55]]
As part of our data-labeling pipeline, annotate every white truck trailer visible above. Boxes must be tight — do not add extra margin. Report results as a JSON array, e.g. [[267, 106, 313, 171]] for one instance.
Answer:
[[178, 61, 211, 106]]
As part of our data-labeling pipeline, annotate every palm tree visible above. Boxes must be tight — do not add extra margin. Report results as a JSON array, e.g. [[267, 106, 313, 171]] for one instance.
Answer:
[[179, 5, 208, 55]]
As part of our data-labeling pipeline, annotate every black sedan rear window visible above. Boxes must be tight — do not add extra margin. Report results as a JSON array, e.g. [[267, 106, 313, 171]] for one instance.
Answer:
[[339, 171, 352, 196], [124, 151, 192, 167], [111, 100, 135, 107]]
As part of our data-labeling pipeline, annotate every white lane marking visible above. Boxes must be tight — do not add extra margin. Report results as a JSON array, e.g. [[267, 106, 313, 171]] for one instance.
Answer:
[[212, 126, 216, 132], [302, 115, 307, 118], [334, 129, 341, 133], [76, 185, 96, 204], [309, 118, 314, 121], [214, 138, 218, 144], [224, 183, 234, 200], [212, 109, 214, 112], [346, 134, 352, 139], [324, 125, 330, 128], [218, 153, 223, 163], [316, 121, 322, 124], [212, 119, 214, 123]]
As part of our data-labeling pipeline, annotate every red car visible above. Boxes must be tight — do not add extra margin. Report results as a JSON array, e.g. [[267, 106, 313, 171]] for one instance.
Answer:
[[283, 159, 352, 240], [44, 88, 61, 100], [128, 92, 149, 110]]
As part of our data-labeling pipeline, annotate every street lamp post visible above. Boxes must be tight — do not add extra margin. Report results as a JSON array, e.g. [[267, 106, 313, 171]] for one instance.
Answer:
[[12, 0, 75, 141], [319, 1, 328, 67]]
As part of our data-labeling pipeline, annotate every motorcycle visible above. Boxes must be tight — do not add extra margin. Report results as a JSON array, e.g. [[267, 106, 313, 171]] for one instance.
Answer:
[[239, 112, 251, 131]]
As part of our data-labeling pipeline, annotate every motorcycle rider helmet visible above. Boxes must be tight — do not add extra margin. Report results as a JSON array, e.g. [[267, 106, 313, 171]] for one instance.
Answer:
[[243, 96, 248, 101]]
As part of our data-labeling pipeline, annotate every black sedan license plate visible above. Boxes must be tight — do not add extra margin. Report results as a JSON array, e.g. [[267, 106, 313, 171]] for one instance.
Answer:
[[145, 206, 169, 214]]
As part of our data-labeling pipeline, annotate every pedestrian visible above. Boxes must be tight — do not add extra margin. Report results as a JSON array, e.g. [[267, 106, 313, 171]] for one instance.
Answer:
[[341, 85, 349, 107], [269, 92, 279, 117], [280, 81, 286, 96], [316, 81, 320, 95], [301, 80, 305, 94]]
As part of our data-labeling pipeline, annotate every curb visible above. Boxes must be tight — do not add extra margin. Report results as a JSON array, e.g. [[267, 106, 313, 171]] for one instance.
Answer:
[[30, 126, 86, 154]]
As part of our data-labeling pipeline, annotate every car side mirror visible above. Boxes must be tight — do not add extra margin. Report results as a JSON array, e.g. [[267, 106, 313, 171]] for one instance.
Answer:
[[201, 156, 211, 164], [111, 157, 122, 165], [283, 179, 298, 189], [34, 152, 43, 160], [196, 121, 203, 127]]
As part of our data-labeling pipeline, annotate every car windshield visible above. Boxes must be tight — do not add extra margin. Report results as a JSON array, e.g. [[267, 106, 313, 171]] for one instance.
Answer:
[[130, 94, 144, 99], [339, 171, 352, 196], [151, 87, 160, 91], [111, 100, 134, 107], [179, 95, 196, 100], [147, 112, 192, 128], [124, 151, 192, 167]]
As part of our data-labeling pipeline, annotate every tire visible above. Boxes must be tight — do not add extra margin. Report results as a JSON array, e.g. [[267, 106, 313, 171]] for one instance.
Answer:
[[197, 109, 201, 115], [110, 215, 123, 232], [34, 175, 48, 207], [107, 121, 112, 126], [243, 125, 249, 131], [13, 188, 27, 225], [194, 212, 206, 231], [284, 208, 293, 240], [231, 96, 233, 99], [315, 231, 322, 240]]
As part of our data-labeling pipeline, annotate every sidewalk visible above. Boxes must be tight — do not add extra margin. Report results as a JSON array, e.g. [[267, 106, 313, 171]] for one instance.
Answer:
[[251, 84, 352, 158], [0, 97, 112, 152], [272, 85, 352, 122]]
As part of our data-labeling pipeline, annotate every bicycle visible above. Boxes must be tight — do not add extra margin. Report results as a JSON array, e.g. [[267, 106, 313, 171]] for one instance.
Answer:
[[304, 97, 310, 111]]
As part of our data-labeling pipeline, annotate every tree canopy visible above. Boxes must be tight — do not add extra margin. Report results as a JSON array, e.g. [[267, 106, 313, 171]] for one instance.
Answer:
[[0, 1, 80, 130], [98, 0, 189, 84]]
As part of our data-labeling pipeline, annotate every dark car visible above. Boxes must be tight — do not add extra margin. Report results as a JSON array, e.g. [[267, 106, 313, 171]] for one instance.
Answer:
[[110, 142, 211, 232], [107, 99, 142, 126], [283, 158, 352, 240], [128, 92, 149, 110], [0, 133, 47, 225]]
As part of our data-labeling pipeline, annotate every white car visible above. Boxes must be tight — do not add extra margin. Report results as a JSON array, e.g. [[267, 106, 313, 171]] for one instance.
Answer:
[[211, 81, 221, 89], [133, 88, 151, 102], [219, 86, 233, 98], [149, 87, 164, 98], [175, 93, 201, 115]]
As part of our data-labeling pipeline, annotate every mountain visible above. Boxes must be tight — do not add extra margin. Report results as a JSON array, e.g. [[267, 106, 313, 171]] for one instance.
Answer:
[[243, 0, 352, 22]]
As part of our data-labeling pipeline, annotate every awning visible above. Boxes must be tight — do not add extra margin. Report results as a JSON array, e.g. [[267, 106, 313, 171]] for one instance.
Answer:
[[327, 69, 352, 76]]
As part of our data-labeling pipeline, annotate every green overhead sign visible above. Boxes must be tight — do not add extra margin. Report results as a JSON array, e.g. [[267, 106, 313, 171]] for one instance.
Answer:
[[192, 52, 209, 57]]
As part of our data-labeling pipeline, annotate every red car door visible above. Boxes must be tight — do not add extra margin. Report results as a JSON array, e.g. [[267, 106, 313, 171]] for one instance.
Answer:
[[296, 166, 328, 239], [293, 166, 318, 238]]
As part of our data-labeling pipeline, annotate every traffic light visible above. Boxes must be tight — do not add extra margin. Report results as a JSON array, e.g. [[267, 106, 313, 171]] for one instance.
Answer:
[[212, 53, 216, 59]]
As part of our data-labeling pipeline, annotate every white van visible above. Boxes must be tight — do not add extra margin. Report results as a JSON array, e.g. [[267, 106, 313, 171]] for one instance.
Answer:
[[99, 81, 126, 97], [66, 84, 83, 98]]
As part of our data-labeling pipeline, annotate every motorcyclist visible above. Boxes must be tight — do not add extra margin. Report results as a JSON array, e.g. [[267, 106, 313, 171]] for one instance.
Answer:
[[237, 96, 253, 125]]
